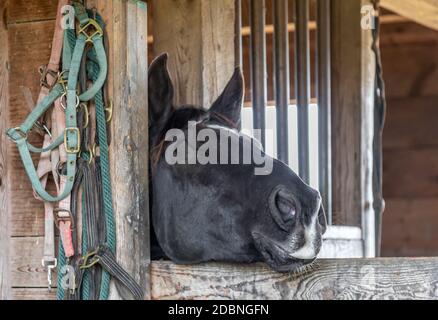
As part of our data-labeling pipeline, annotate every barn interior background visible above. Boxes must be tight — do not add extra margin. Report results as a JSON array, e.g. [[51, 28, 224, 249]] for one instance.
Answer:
[[0, 0, 438, 300]]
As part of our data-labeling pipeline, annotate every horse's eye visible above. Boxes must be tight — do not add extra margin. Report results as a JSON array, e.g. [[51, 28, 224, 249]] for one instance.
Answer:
[[276, 197, 297, 224]]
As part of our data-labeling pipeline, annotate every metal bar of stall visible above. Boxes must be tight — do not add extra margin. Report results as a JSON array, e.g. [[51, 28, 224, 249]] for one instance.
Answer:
[[250, 0, 267, 148], [294, 0, 310, 184], [274, 0, 290, 164], [235, 0, 243, 70], [317, 0, 332, 224]]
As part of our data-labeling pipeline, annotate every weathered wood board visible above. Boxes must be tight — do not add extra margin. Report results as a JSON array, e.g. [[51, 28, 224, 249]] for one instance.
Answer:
[[0, 0, 11, 300], [381, 0, 438, 31], [330, 0, 375, 236], [383, 97, 438, 150], [383, 148, 438, 199], [6, 0, 58, 24], [383, 199, 438, 257], [11, 288, 56, 300], [151, 258, 438, 300], [11, 237, 58, 288], [153, 0, 237, 107], [8, 20, 57, 238], [380, 43, 438, 99]]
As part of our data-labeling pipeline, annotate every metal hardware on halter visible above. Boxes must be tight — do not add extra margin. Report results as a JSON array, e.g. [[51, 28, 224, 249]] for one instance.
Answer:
[[60, 92, 80, 110], [89, 143, 97, 164], [105, 100, 113, 123], [7, 127, 27, 142], [32, 121, 52, 138], [79, 248, 100, 270], [78, 19, 103, 43], [53, 208, 75, 230], [39, 65, 59, 89], [57, 70, 69, 93], [78, 103, 89, 128], [64, 128, 81, 154], [42, 257, 57, 292]]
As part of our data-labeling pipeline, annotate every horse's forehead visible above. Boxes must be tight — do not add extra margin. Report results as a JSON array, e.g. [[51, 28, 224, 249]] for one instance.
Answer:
[[206, 124, 264, 152]]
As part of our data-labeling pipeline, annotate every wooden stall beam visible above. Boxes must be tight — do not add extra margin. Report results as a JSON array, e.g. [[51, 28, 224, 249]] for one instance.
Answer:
[[0, 0, 11, 300], [331, 0, 376, 259], [153, 0, 237, 107], [9, 235, 433, 300], [381, 0, 438, 31], [151, 258, 438, 300]]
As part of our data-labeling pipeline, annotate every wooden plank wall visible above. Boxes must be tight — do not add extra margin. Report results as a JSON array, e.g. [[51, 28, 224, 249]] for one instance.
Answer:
[[380, 19, 438, 257], [4, 0, 59, 299], [0, 0, 11, 300]]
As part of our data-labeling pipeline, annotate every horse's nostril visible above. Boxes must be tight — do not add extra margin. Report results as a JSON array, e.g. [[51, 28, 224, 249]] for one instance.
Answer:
[[269, 186, 298, 231], [276, 194, 296, 221]]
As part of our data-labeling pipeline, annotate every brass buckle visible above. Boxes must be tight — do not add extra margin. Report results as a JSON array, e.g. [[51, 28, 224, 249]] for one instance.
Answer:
[[78, 19, 103, 43], [64, 128, 81, 154]]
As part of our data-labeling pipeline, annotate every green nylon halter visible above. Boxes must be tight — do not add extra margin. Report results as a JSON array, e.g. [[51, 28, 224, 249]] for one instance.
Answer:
[[8, 2, 142, 301], [6, 8, 107, 203]]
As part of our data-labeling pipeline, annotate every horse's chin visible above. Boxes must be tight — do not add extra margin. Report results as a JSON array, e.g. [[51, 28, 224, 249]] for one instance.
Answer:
[[252, 232, 316, 273]]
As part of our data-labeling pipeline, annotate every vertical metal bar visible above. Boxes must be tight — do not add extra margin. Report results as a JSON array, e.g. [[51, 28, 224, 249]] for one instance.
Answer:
[[274, 0, 290, 164], [294, 0, 310, 184], [250, 0, 267, 148], [317, 0, 332, 224], [235, 0, 243, 69]]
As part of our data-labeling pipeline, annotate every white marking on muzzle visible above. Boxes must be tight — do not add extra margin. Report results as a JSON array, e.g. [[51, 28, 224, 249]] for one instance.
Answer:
[[290, 214, 318, 260]]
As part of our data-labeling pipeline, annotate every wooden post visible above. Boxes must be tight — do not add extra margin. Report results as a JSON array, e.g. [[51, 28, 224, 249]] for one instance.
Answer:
[[331, 0, 376, 257], [0, 0, 11, 300], [86, 0, 150, 299], [152, 0, 238, 108]]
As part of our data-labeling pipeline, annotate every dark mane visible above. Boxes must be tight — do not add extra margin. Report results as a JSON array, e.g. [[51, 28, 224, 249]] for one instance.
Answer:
[[162, 105, 208, 132]]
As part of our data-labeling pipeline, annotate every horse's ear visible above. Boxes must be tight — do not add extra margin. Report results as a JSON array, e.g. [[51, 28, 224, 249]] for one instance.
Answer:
[[149, 53, 174, 125], [210, 68, 244, 128]]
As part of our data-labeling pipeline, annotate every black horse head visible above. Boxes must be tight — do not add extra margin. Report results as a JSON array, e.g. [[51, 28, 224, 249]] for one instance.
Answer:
[[149, 53, 327, 273]]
